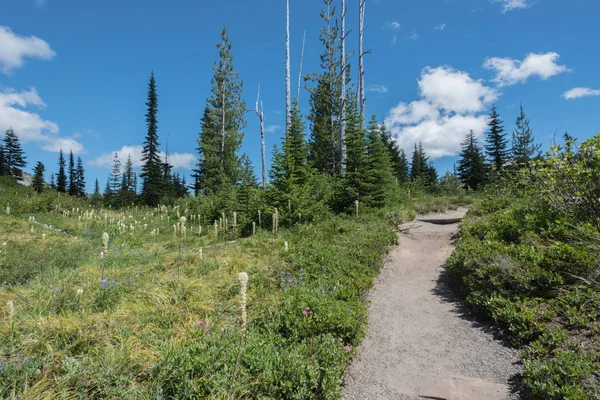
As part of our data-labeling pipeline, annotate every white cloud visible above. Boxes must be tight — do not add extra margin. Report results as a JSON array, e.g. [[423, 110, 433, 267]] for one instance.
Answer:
[[89, 145, 195, 170], [35, 0, 47, 7], [0, 26, 56, 74], [493, 0, 530, 12], [563, 87, 600, 100], [265, 125, 281, 133], [385, 66, 498, 159], [406, 31, 419, 41], [42, 137, 84, 154], [367, 84, 388, 94], [384, 21, 401, 45], [484, 52, 569, 87], [434, 23, 446, 30]]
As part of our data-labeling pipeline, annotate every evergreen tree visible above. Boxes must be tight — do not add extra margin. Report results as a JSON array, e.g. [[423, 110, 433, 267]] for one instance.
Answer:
[[103, 179, 112, 203], [342, 98, 366, 207], [238, 154, 258, 214], [380, 121, 408, 183], [50, 173, 56, 190], [32, 161, 45, 193], [269, 103, 311, 211], [68, 150, 77, 196], [57, 150, 67, 193], [306, 0, 340, 175], [121, 154, 135, 193], [91, 178, 103, 206], [362, 115, 395, 207], [109, 153, 122, 195], [196, 28, 246, 195], [0, 144, 5, 176], [410, 143, 428, 181], [511, 103, 541, 169], [94, 178, 101, 195], [457, 130, 487, 190], [76, 157, 86, 196], [140, 71, 163, 206], [425, 161, 438, 188], [485, 104, 509, 175], [2, 128, 27, 181]]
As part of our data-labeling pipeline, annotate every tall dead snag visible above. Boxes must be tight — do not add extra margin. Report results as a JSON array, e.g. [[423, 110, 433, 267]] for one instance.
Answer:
[[339, 0, 347, 176], [358, 0, 366, 122], [296, 30, 306, 104], [255, 85, 267, 189], [286, 0, 292, 133]]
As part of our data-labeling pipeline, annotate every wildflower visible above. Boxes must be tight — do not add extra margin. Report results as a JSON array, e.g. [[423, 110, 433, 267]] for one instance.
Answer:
[[343, 346, 351, 352], [204, 328, 209, 334], [100, 275, 109, 289], [339, 338, 344, 342], [238, 272, 249, 334], [6, 301, 14, 323], [102, 232, 109, 251], [76, 288, 83, 296], [305, 307, 310, 311], [195, 321, 205, 327], [302, 311, 308, 316]]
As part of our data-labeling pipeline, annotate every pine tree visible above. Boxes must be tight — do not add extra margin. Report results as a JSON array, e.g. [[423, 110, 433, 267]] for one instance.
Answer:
[[57, 150, 67, 193], [76, 157, 86, 196], [380, 121, 408, 183], [94, 178, 100, 196], [425, 161, 438, 188], [269, 103, 311, 211], [140, 71, 163, 206], [485, 104, 509, 176], [306, 0, 340, 175], [0, 144, 6, 176], [342, 98, 366, 208], [410, 143, 426, 181], [103, 179, 112, 202], [68, 150, 77, 196], [362, 115, 395, 207], [511, 103, 540, 169], [109, 153, 122, 195], [91, 178, 103, 206], [32, 161, 45, 193], [121, 154, 135, 193], [50, 173, 56, 190], [2, 128, 27, 181], [457, 130, 487, 190], [196, 28, 246, 195], [238, 154, 258, 214]]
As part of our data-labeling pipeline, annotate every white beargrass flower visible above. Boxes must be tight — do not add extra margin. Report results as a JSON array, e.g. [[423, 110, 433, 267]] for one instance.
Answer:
[[238, 272, 249, 333], [76, 288, 83, 296], [6, 301, 14, 324], [102, 232, 109, 251]]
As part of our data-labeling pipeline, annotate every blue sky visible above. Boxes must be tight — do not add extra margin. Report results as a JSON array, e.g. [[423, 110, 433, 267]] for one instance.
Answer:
[[1, 0, 599, 191]]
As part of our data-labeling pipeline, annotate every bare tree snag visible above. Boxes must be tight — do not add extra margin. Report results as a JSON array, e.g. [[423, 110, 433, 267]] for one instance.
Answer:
[[358, 0, 366, 122], [286, 0, 292, 133], [339, 0, 347, 176], [296, 29, 306, 104], [255, 85, 267, 189]]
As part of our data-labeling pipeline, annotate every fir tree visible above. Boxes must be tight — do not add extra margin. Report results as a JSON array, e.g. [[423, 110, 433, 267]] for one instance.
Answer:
[[103, 179, 112, 203], [50, 173, 56, 190], [57, 150, 67, 193], [0, 144, 5, 176], [91, 178, 103, 206], [140, 71, 163, 206], [306, 0, 341, 175], [121, 154, 136, 193], [94, 178, 100, 195], [109, 153, 122, 195], [457, 130, 487, 190], [362, 115, 395, 207], [238, 154, 258, 214], [485, 104, 509, 176], [196, 28, 246, 195], [342, 98, 366, 208], [68, 150, 77, 196], [269, 103, 311, 212], [410, 143, 428, 181], [380, 121, 408, 183], [511, 103, 540, 169], [425, 161, 439, 188], [2, 128, 27, 181], [76, 157, 86, 196], [32, 161, 45, 193]]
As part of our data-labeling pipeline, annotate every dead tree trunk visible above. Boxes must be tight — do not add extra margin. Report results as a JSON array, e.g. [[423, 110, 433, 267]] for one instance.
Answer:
[[296, 30, 306, 104], [358, 0, 366, 122], [255, 85, 267, 189], [339, 0, 347, 176], [286, 0, 292, 133]]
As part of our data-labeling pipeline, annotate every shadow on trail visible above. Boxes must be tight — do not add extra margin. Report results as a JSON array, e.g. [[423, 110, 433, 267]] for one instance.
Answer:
[[432, 265, 531, 400]]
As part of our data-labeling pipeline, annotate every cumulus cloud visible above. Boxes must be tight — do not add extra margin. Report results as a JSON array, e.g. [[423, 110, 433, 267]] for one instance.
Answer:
[[385, 66, 498, 159], [0, 26, 56, 74], [563, 87, 600, 100], [0, 87, 84, 153], [89, 145, 195, 170], [484, 52, 569, 87], [265, 125, 281, 133], [493, 0, 531, 12], [367, 84, 388, 94]]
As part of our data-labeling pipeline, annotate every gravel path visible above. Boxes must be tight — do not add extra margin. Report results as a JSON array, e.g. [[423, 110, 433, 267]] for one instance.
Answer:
[[343, 208, 523, 400]]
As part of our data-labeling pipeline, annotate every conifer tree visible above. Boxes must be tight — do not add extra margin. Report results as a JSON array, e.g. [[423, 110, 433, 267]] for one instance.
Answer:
[[57, 150, 67, 193], [238, 154, 258, 214], [103, 179, 112, 202], [425, 161, 438, 188], [196, 28, 246, 195], [410, 143, 427, 181], [511, 103, 540, 169], [94, 178, 100, 196], [269, 103, 311, 211], [109, 153, 122, 196], [91, 178, 103, 206], [380, 121, 408, 183], [306, 0, 340, 175], [485, 104, 509, 176], [457, 130, 487, 190], [2, 128, 27, 181], [50, 173, 56, 190], [0, 144, 5, 176], [121, 154, 136, 193], [68, 150, 77, 196], [32, 161, 45, 193], [76, 157, 86, 196], [342, 98, 366, 207], [362, 115, 395, 207], [140, 71, 163, 206]]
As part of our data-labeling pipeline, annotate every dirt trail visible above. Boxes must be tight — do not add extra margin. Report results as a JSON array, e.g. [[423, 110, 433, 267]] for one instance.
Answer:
[[343, 208, 522, 400]]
